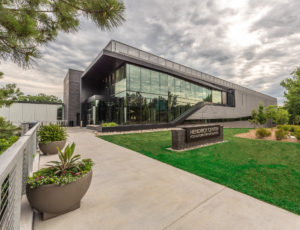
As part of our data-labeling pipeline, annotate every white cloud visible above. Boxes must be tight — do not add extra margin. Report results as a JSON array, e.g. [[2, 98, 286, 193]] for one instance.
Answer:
[[1, 0, 299, 105]]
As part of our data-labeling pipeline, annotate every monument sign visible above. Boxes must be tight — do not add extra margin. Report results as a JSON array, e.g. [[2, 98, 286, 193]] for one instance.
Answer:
[[172, 125, 223, 150], [186, 125, 221, 142]]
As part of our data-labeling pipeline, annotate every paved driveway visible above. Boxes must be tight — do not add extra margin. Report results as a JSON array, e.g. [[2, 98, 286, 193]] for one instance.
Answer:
[[34, 128, 300, 230]]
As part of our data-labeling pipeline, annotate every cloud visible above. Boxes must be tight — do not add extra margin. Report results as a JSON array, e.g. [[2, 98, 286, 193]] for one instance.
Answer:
[[1, 0, 299, 105]]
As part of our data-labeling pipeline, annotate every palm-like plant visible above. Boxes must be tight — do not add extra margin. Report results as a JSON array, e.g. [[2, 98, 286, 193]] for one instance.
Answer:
[[47, 143, 81, 175]]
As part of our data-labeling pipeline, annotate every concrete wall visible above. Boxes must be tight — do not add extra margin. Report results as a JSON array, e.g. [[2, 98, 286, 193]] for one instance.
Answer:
[[63, 69, 83, 126], [187, 88, 277, 120], [0, 103, 60, 125]]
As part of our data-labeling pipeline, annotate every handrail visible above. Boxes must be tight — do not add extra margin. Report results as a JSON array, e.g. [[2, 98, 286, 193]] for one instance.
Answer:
[[0, 122, 40, 230], [170, 102, 209, 126]]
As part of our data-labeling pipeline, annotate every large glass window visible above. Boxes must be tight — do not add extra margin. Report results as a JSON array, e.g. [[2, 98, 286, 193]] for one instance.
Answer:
[[141, 68, 151, 93], [115, 65, 126, 94], [174, 78, 181, 97], [127, 92, 142, 123], [89, 63, 231, 126], [212, 90, 222, 104], [151, 71, 160, 94], [160, 73, 168, 95], [168, 75, 175, 93], [129, 65, 141, 92]]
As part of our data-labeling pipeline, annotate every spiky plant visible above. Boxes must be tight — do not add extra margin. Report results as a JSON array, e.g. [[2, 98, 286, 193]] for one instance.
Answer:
[[47, 143, 82, 175]]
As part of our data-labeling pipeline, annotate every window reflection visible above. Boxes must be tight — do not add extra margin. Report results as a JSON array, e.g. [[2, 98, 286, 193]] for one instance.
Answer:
[[85, 63, 231, 125]]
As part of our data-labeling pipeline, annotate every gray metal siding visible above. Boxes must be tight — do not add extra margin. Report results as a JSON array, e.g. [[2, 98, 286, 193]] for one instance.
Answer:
[[63, 69, 83, 125]]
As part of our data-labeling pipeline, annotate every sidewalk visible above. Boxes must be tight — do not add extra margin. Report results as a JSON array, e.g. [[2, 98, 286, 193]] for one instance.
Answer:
[[34, 127, 300, 230]]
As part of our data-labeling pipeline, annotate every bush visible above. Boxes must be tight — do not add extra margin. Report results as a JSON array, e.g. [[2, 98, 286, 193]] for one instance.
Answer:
[[255, 128, 271, 138], [294, 131, 300, 140], [0, 136, 18, 154], [38, 124, 66, 144], [0, 117, 20, 139], [280, 124, 290, 132], [289, 125, 297, 132], [101, 122, 118, 127], [275, 129, 288, 140], [290, 125, 300, 133]]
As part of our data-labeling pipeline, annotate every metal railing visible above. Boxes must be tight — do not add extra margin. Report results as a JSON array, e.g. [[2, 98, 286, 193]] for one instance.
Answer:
[[0, 123, 39, 230], [9, 120, 67, 127]]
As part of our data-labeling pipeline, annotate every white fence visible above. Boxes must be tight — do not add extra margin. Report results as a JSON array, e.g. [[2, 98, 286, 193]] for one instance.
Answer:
[[0, 102, 63, 126], [0, 123, 39, 230]]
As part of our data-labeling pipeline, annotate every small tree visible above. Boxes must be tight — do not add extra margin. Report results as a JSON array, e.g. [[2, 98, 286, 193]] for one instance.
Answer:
[[280, 68, 300, 124], [249, 110, 259, 128], [249, 103, 267, 128], [275, 109, 289, 125], [266, 105, 289, 125], [257, 103, 267, 125]]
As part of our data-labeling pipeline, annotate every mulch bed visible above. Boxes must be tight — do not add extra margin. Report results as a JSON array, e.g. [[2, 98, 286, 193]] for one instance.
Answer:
[[235, 129, 299, 143]]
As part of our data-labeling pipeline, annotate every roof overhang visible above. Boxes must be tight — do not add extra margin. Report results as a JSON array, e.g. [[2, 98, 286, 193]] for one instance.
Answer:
[[82, 49, 232, 92]]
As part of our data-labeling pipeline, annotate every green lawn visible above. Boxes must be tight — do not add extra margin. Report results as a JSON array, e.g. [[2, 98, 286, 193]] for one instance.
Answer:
[[100, 128, 300, 214]]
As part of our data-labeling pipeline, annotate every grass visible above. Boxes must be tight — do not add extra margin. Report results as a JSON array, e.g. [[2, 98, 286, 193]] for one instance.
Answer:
[[100, 128, 300, 214]]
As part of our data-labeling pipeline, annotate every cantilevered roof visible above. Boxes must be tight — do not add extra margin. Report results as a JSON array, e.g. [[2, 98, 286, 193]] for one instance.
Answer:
[[82, 40, 275, 99]]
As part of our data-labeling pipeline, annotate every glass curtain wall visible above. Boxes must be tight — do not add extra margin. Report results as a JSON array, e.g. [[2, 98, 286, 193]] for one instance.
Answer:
[[125, 64, 222, 124], [88, 63, 226, 125]]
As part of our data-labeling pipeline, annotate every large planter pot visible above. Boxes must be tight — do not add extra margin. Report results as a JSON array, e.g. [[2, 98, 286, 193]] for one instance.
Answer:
[[39, 140, 66, 155], [26, 170, 92, 220]]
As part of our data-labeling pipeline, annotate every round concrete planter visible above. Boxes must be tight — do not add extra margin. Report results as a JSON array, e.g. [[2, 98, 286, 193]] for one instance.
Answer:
[[39, 140, 66, 155], [26, 170, 92, 220]]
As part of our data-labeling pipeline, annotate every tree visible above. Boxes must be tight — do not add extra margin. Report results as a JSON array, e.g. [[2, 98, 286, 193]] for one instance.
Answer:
[[0, 83, 23, 107], [0, 0, 125, 108], [249, 110, 259, 128], [257, 103, 267, 125], [249, 103, 267, 127], [18, 93, 61, 103], [295, 115, 300, 125], [0, 0, 125, 68], [266, 105, 289, 125], [280, 68, 300, 123]]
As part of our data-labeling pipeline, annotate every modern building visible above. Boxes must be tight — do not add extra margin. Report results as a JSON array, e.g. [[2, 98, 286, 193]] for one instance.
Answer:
[[63, 40, 277, 129]]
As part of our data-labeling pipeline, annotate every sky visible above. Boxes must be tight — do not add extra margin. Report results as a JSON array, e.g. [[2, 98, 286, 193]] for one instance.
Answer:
[[1, 0, 300, 105]]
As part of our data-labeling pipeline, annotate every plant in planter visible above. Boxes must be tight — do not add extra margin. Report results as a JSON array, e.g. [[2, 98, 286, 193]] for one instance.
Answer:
[[38, 124, 67, 155], [26, 143, 93, 220]]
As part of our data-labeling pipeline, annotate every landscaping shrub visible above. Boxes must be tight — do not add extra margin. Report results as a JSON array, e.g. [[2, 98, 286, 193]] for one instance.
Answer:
[[0, 117, 20, 139], [27, 143, 94, 188], [294, 131, 300, 140], [0, 117, 20, 154], [280, 124, 290, 132], [255, 128, 271, 138], [102, 122, 118, 127], [275, 129, 288, 140], [290, 125, 300, 133], [0, 136, 18, 154], [38, 124, 66, 144], [289, 125, 296, 132]]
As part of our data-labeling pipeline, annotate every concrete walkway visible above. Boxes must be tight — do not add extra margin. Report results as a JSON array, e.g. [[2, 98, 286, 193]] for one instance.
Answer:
[[34, 128, 300, 230]]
